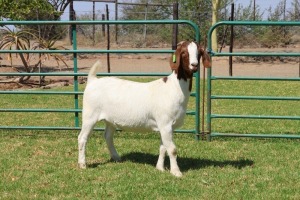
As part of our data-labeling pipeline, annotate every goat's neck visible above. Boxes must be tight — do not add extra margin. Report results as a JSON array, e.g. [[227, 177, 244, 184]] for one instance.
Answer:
[[169, 71, 192, 95], [170, 71, 193, 93]]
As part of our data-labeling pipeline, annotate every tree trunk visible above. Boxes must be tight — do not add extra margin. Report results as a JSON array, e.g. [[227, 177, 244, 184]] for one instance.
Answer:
[[212, 0, 220, 52]]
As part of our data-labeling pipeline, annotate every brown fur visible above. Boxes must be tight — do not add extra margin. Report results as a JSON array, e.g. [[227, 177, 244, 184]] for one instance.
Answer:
[[169, 41, 193, 81], [169, 41, 211, 91], [199, 47, 211, 68], [162, 76, 168, 83]]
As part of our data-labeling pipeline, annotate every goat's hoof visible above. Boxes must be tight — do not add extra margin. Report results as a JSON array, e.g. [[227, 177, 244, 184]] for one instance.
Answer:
[[171, 170, 183, 177], [78, 163, 87, 169], [156, 165, 165, 172], [111, 156, 122, 162]]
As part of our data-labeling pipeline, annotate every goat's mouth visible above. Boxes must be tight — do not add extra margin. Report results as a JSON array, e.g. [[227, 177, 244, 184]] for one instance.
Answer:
[[191, 66, 198, 73]]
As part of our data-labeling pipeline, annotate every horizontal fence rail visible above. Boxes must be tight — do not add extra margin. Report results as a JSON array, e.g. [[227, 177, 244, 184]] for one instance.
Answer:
[[0, 20, 201, 138], [206, 21, 300, 140]]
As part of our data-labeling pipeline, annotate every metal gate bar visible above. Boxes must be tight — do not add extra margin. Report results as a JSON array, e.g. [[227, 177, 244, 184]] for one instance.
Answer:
[[206, 21, 300, 140], [0, 20, 201, 138]]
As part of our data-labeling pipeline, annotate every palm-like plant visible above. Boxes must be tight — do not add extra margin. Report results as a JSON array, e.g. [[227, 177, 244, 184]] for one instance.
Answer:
[[32, 35, 69, 71], [0, 26, 36, 82], [0, 26, 69, 84]]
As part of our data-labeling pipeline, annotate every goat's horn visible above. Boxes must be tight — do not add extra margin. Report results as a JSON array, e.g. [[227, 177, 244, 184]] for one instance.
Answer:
[[177, 41, 185, 46]]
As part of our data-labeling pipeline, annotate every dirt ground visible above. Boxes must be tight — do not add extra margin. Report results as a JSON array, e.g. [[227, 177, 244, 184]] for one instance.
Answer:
[[0, 45, 299, 90]]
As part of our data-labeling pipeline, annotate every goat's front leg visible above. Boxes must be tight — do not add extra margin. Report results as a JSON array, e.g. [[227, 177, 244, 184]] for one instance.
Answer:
[[159, 127, 182, 177], [156, 140, 166, 171], [104, 123, 121, 162]]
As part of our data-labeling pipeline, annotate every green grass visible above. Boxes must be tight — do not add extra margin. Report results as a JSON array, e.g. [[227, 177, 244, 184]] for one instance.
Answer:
[[0, 131, 299, 199], [0, 78, 300, 199], [210, 80, 300, 135]]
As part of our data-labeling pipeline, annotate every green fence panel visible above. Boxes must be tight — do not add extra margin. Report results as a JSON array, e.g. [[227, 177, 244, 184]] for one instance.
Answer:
[[0, 20, 201, 139], [206, 21, 300, 140]]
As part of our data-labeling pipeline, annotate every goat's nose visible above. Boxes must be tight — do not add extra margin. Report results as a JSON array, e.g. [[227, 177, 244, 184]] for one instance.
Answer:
[[191, 62, 198, 67]]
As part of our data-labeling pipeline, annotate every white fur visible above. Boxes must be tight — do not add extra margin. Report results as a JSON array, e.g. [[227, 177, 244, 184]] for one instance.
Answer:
[[188, 42, 199, 70], [78, 42, 199, 177]]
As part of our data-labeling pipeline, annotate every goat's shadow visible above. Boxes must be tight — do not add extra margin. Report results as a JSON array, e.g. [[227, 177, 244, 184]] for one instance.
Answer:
[[88, 152, 254, 171]]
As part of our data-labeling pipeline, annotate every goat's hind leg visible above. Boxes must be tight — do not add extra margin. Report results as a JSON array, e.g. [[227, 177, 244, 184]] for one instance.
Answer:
[[78, 120, 96, 169], [104, 123, 121, 162]]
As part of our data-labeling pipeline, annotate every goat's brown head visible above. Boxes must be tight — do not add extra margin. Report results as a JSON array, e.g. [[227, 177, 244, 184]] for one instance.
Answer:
[[169, 41, 211, 81]]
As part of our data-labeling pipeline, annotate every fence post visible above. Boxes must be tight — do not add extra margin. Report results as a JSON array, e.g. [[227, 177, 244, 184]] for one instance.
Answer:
[[71, 24, 79, 128], [229, 3, 234, 76], [93, 1, 95, 46], [102, 14, 105, 37], [172, 2, 179, 50], [143, 1, 148, 45], [69, 0, 75, 45], [115, 0, 118, 44], [106, 5, 111, 73]]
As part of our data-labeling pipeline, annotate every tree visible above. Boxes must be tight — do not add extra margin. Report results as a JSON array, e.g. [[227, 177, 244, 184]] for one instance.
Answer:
[[47, 0, 71, 13], [0, 0, 70, 20], [288, 0, 300, 45], [0, 0, 55, 20], [177, 0, 212, 44], [288, 0, 300, 20], [233, 0, 265, 47], [119, 0, 174, 46], [0, 0, 71, 39], [120, 0, 213, 45], [120, 0, 239, 48], [235, 0, 263, 21]]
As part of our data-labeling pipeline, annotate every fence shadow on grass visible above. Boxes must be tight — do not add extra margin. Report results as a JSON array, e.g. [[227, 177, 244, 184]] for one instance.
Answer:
[[122, 152, 254, 172]]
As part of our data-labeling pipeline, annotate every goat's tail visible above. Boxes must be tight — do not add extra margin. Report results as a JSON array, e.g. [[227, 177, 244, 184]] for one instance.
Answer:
[[87, 60, 102, 83]]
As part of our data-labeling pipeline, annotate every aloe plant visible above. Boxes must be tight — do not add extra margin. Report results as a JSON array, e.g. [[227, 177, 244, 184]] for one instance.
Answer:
[[0, 26, 69, 83], [0, 27, 31, 68], [0, 26, 38, 82], [32, 35, 69, 71]]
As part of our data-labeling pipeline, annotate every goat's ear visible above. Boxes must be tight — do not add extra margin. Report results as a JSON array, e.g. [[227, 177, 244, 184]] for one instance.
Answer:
[[170, 46, 182, 71], [199, 47, 211, 68]]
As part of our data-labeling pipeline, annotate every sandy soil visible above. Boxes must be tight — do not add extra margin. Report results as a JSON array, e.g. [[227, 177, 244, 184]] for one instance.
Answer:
[[0, 45, 299, 90]]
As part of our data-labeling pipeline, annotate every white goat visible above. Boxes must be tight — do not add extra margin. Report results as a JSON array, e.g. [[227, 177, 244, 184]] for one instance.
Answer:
[[78, 41, 211, 177]]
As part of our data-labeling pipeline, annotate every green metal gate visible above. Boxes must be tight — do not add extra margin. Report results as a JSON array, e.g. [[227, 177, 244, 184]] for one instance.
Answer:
[[206, 21, 300, 140], [0, 20, 201, 138]]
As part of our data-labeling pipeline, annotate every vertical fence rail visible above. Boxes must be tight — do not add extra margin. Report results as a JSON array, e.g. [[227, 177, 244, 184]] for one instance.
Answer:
[[71, 24, 79, 128], [0, 20, 202, 138], [206, 21, 300, 140]]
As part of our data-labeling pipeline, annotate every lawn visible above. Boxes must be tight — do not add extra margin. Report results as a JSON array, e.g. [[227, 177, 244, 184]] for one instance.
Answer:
[[0, 78, 299, 199], [210, 80, 300, 135], [1, 131, 299, 199]]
